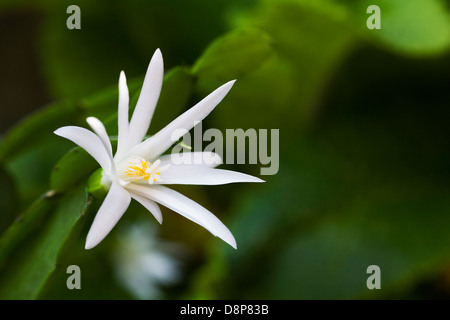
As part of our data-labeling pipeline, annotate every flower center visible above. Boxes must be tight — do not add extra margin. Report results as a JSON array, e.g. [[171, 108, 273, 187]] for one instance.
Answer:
[[126, 160, 152, 181], [117, 157, 169, 185]]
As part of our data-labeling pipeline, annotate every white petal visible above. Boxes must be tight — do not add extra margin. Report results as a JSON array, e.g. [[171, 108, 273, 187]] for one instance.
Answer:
[[86, 117, 115, 173], [85, 181, 131, 249], [159, 151, 223, 168], [130, 80, 236, 161], [130, 192, 163, 224], [126, 184, 236, 249], [159, 167, 264, 185], [126, 49, 164, 149], [54, 126, 113, 173], [116, 71, 130, 159]]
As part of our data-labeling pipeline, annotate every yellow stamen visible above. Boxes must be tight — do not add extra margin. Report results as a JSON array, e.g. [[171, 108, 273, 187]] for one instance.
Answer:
[[118, 157, 169, 185], [125, 161, 150, 182]]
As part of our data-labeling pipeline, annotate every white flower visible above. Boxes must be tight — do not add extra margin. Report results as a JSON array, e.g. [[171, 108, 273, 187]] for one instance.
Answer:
[[54, 49, 263, 250], [112, 221, 184, 300]]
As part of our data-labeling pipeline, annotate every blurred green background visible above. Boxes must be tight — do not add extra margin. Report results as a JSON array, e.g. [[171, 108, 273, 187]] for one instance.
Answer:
[[1, 0, 450, 299]]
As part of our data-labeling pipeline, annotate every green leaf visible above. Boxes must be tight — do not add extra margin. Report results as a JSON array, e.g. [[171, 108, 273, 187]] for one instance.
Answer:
[[0, 184, 92, 299], [205, 0, 354, 130], [5, 138, 74, 207], [50, 147, 99, 193], [263, 0, 450, 56], [0, 192, 56, 270], [192, 27, 273, 81], [344, 0, 450, 56], [0, 101, 79, 162], [0, 166, 18, 234], [87, 168, 108, 199], [218, 0, 450, 132]]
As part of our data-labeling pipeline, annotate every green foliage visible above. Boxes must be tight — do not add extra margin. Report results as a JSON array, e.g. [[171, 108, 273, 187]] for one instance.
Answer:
[[0, 193, 55, 270], [215, 153, 450, 299], [339, 0, 450, 55], [0, 185, 92, 299], [192, 27, 273, 81], [0, 101, 79, 162], [0, 167, 18, 234], [50, 147, 99, 193]]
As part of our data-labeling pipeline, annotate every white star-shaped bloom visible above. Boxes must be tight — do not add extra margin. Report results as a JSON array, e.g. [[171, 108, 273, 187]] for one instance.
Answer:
[[54, 49, 263, 250]]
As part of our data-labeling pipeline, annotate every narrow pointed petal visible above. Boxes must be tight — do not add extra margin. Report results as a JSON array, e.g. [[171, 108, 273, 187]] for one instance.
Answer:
[[85, 181, 131, 249], [126, 49, 164, 149], [86, 117, 115, 173], [131, 80, 236, 161], [54, 126, 112, 173], [126, 184, 237, 249], [159, 151, 222, 168], [158, 167, 264, 185], [130, 193, 163, 224], [116, 71, 130, 159]]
